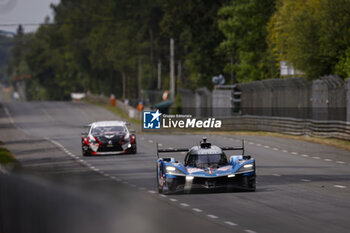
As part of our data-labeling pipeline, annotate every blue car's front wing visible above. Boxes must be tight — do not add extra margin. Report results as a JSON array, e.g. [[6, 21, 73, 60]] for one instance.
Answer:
[[164, 172, 256, 192]]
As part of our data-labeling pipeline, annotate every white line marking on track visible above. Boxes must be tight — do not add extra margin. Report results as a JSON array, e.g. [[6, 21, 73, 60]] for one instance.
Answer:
[[42, 109, 56, 122], [301, 179, 311, 182], [207, 214, 218, 219], [248, 142, 254, 145], [264, 145, 270, 148], [169, 198, 178, 202], [272, 148, 279, 151], [324, 159, 332, 162], [148, 190, 156, 194], [336, 161, 345, 164], [158, 143, 163, 146], [312, 156, 320, 159], [0, 165, 9, 174], [282, 150, 288, 153], [148, 140, 153, 143], [3, 107, 14, 124], [180, 203, 189, 207], [245, 230, 257, 233], [256, 144, 261, 146], [139, 187, 146, 190], [224, 221, 237, 226], [301, 154, 309, 157], [334, 185, 347, 189], [3, 110, 133, 189], [192, 208, 203, 212], [272, 174, 281, 177], [4, 107, 41, 137], [291, 152, 298, 155], [159, 194, 167, 198]]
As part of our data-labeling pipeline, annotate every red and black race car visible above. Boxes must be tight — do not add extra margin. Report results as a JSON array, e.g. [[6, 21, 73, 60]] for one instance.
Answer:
[[81, 121, 136, 156]]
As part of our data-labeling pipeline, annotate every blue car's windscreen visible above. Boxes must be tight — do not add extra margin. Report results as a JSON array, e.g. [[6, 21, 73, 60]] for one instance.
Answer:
[[187, 154, 227, 168]]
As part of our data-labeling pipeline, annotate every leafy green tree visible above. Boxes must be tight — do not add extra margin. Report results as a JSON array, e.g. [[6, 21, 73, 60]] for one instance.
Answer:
[[5, 25, 33, 99], [161, 0, 229, 88], [218, 0, 278, 83], [0, 34, 14, 84], [268, 0, 350, 80]]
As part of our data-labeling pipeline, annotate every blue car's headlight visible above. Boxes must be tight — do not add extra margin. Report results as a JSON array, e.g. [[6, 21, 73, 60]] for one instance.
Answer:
[[236, 163, 255, 174], [165, 166, 185, 176]]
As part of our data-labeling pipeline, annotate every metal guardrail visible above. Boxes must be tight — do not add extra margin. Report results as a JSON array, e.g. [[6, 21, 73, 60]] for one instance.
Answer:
[[221, 115, 350, 140]]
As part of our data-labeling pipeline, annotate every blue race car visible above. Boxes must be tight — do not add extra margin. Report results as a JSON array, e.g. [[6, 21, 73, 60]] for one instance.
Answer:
[[156, 137, 256, 194]]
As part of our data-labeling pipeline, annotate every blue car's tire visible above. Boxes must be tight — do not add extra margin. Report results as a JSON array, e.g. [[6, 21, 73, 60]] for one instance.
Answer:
[[157, 172, 174, 194], [244, 175, 256, 192]]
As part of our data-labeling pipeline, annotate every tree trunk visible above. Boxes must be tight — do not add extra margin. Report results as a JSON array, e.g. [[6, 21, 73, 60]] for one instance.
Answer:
[[157, 60, 161, 89], [177, 60, 182, 86], [138, 57, 142, 99], [122, 71, 126, 101], [170, 38, 175, 101], [149, 28, 154, 82]]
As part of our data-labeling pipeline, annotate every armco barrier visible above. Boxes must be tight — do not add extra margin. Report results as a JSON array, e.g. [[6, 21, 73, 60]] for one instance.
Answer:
[[221, 115, 350, 140]]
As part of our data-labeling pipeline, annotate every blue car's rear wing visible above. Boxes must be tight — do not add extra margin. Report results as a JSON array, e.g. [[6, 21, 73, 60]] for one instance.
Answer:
[[156, 143, 189, 158], [156, 138, 245, 158], [221, 140, 245, 155]]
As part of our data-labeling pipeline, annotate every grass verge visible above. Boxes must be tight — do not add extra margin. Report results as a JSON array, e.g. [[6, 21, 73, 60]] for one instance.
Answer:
[[85, 101, 141, 125], [143, 129, 350, 151], [0, 141, 20, 170], [208, 131, 350, 152]]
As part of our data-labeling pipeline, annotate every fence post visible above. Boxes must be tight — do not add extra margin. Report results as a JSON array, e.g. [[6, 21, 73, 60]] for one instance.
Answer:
[[312, 79, 328, 120], [212, 89, 232, 117], [347, 78, 350, 122]]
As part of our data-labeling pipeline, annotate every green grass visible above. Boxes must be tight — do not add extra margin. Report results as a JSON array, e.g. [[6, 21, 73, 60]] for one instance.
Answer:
[[0, 89, 12, 101], [0, 141, 20, 169], [86, 101, 141, 125], [144, 129, 350, 151], [209, 131, 350, 152]]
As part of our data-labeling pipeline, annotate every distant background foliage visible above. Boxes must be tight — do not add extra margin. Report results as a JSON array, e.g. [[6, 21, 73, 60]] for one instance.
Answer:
[[1, 0, 349, 100]]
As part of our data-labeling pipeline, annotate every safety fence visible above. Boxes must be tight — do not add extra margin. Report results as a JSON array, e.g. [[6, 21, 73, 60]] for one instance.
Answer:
[[180, 76, 350, 121], [220, 115, 350, 140], [179, 76, 350, 140], [180, 76, 349, 121], [238, 75, 348, 121]]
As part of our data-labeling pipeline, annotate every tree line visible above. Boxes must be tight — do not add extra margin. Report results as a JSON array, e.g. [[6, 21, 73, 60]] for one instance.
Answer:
[[4, 0, 350, 101]]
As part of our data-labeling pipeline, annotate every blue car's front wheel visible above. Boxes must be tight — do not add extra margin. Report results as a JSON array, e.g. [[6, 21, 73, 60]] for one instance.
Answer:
[[243, 174, 256, 192], [157, 174, 176, 194]]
